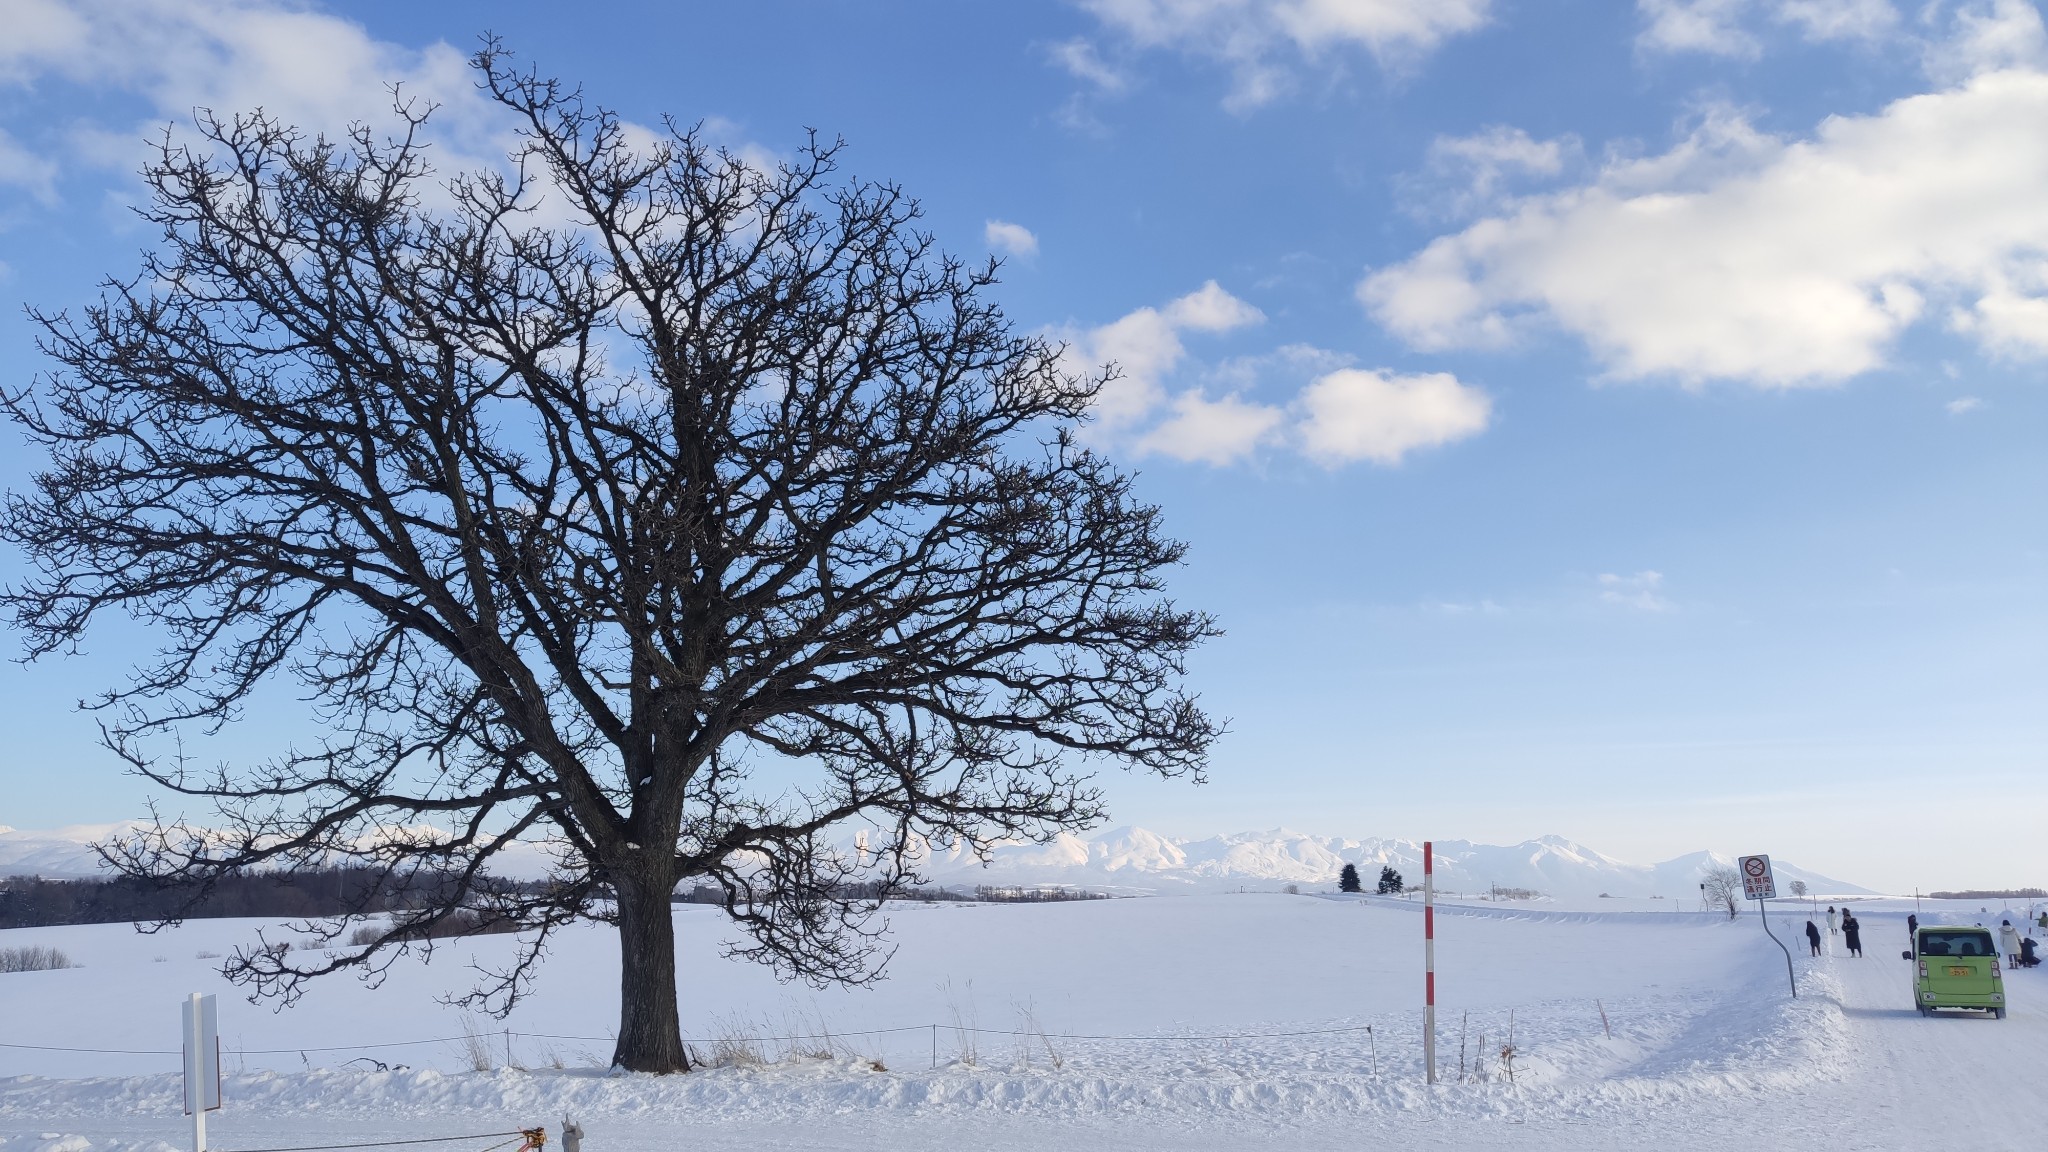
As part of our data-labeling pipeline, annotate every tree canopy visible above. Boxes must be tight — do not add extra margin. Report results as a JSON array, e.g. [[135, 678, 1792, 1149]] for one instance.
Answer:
[[0, 45, 1220, 1072]]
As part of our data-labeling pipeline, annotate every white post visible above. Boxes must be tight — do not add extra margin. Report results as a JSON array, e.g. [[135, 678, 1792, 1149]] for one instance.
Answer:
[[183, 993, 220, 1152], [1423, 840, 1436, 1085]]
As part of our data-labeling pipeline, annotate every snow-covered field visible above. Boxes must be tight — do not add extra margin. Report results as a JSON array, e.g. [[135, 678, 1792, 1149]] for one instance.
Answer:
[[2, 892, 2041, 1150]]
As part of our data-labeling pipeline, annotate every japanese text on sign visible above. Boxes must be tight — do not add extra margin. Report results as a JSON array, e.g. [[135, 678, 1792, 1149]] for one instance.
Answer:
[[1739, 854, 1776, 901]]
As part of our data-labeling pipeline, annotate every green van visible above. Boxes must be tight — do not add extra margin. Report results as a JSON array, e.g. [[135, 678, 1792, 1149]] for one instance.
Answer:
[[1907, 927, 2006, 1018]]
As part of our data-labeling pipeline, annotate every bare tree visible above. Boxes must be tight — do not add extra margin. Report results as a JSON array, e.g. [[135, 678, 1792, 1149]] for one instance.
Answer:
[[1788, 879, 1808, 899], [1701, 866, 1742, 919], [0, 46, 1218, 1073]]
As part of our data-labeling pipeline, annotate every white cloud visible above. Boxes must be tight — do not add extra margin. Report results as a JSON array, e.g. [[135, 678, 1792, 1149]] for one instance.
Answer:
[[0, 127, 59, 202], [1945, 395, 1984, 413], [1636, 0, 1900, 57], [0, 0, 94, 86], [1067, 287, 1488, 467], [1137, 389, 1287, 463], [1048, 37, 1126, 90], [1924, 0, 2048, 83], [1778, 0, 1900, 40], [1360, 67, 2048, 387], [1402, 125, 1578, 221], [1076, 0, 1493, 108], [1598, 570, 1670, 611], [0, 0, 527, 207], [1637, 0, 1762, 56], [1951, 259, 2048, 354], [985, 219, 1040, 258], [1293, 368, 1491, 465], [5, 1, 492, 134], [1069, 280, 1266, 428], [1164, 278, 1266, 330]]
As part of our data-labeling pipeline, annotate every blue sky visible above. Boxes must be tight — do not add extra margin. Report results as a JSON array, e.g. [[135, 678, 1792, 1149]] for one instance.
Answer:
[[0, 0, 2041, 891]]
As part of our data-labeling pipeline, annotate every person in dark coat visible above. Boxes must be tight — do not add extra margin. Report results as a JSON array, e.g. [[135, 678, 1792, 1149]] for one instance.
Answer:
[[1805, 919, 1822, 956], [1843, 911, 1863, 957]]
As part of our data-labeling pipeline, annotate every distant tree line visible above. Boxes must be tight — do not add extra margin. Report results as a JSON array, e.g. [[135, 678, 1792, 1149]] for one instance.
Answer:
[[0, 868, 542, 930], [3, 867, 1123, 930], [1928, 888, 2046, 900]]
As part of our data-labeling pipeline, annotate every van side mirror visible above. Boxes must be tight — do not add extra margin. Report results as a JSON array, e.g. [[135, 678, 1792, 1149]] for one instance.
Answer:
[[1901, 950, 1913, 960]]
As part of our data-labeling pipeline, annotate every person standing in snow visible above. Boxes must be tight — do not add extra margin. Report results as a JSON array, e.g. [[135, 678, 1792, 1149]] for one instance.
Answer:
[[1843, 911, 1863, 957], [1805, 919, 1822, 956], [2000, 919, 2023, 969], [1827, 906, 1839, 935]]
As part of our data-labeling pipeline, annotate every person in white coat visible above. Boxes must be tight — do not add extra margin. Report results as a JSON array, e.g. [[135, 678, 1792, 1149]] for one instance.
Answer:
[[1827, 906, 1839, 935], [2000, 920, 2024, 969]]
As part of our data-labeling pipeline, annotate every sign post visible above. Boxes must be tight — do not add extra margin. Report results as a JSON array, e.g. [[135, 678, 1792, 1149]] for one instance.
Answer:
[[1423, 841, 1436, 1085], [182, 993, 221, 1152], [1739, 855, 1797, 999]]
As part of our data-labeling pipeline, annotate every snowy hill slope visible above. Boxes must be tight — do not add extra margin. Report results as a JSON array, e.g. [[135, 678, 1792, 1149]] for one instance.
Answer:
[[0, 824, 132, 879]]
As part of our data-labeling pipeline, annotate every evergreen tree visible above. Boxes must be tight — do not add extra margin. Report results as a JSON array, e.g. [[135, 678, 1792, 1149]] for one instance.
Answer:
[[1377, 865, 1405, 895], [1339, 863, 1362, 893]]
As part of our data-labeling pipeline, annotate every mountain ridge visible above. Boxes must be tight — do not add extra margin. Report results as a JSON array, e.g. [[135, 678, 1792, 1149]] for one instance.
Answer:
[[894, 826, 1872, 898]]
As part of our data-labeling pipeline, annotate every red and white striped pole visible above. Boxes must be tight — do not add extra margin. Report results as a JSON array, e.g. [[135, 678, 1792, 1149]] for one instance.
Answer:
[[1423, 840, 1436, 1084]]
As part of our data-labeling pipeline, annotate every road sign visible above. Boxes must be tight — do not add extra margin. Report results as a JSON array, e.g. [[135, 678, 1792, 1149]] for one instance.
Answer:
[[1739, 854, 1776, 901]]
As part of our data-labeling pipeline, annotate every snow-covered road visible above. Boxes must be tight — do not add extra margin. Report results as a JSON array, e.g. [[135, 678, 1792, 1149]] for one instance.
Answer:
[[1772, 922, 2041, 1149], [3, 897, 2041, 1150]]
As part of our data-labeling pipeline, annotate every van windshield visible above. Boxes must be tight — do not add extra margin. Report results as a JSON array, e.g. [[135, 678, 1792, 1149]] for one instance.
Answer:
[[1919, 931, 1995, 957]]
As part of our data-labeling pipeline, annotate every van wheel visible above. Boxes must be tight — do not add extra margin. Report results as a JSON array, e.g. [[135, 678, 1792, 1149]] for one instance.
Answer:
[[1993, 1008, 2006, 1020], [1917, 1004, 1930, 1016]]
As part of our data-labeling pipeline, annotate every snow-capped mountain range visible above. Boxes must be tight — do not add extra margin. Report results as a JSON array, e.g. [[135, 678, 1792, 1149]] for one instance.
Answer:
[[888, 827, 1871, 898], [0, 821, 1872, 898], [0, 823, 132, 880]]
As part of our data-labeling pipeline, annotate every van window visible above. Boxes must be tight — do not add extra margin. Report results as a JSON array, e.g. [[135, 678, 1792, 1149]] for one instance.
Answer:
[[1919, 931, 1994, 957]]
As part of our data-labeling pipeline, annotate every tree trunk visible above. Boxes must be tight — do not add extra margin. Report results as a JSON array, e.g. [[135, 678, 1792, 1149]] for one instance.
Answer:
[[611, 871, 689, 1073]]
